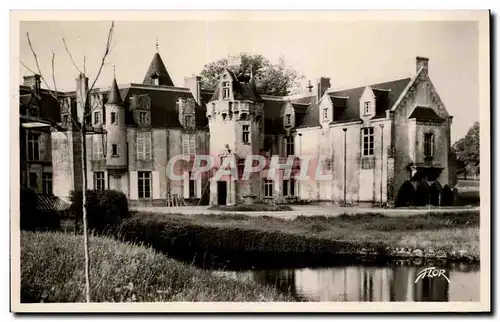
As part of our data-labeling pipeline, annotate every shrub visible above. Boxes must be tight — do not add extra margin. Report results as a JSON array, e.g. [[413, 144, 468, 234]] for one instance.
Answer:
[[70, 189, 130, 234], [415, 180, 430, 206], [20, 231, 291, 302], [395, 181, 415, 207], [440, 185, 454, 206], [20, 187, 60, 231]]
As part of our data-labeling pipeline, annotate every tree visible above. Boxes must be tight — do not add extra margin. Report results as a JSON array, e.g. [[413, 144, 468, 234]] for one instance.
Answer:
[[21, 21, 115, 302], [452, 121, 480, 179], [200, 53, 305, 96]]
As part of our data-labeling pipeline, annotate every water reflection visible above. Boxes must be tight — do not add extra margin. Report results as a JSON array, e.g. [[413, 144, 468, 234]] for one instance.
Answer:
[[216, 264, 479, 302]]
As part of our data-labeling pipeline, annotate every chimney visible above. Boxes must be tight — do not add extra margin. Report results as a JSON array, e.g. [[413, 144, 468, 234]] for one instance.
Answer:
[[227, 55, 242, 74], [75, 73, 89, 123], [416, 56, 429, 74], [184, 75, 202, 105], [23, 74, 41, 96], [316, 77, 331, 102]]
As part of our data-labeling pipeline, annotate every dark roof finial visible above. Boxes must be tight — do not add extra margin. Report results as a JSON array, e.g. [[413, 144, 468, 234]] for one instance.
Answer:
[[113, 64, 116, 77], [155, 36, 159, 52]]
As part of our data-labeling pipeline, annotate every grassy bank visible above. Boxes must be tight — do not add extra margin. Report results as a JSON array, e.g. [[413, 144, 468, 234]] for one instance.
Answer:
[[20, 231, 293, 302], [120, 210, 480, 263]]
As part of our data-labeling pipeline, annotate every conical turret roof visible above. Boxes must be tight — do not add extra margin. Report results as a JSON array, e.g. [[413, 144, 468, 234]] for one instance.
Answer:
[[142, 52, 174, 86], [107, 77, 123, 105]]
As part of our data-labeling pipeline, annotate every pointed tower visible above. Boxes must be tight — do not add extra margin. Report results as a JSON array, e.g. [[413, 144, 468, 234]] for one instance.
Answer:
[[104, 72, 128, 193], [142, 42, 174, 86], [206, 57, 264, 205]]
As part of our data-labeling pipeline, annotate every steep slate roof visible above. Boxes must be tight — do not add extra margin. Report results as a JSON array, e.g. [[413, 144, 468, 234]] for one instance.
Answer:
[[107, 77, 123, 105], [298, 77, 411, 128], [19, 88, 61, 122], [209, 69, 260, 102], [408, 106, 444, 122], [142, 53, 175, 86], [123, 84, 208, 129]]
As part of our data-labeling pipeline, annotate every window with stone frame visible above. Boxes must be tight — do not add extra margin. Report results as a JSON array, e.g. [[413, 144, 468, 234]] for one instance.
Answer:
[[139, 111, 148, 125], [94, 111, 101, 125], [222, 81, 231, 99], [110, 112, 117, 124], [264, 179, 273, 197], [283, 178, 295, 197], [136, 132, 152, 160], [424, 132, 434, 157], [285, 114, 292, 126], [363, 101, 371, 116], [182, 134, 196, 155], [27, 133, 40, 161], [42, 172, 53, 195], [362, 127, 374, 156], [188, 171, 196, 198], [138, 171, 152, 198], [242, 124, 250, 144], [323, 108, 328, 120], [93, 136, 104, 160], [94, 172, 105, 191], [285, 136, 295, 156], [111, 144, 118, 157]]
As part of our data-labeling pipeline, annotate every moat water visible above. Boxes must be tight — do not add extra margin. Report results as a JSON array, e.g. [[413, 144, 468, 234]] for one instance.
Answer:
[[213, 263, 480, 302]]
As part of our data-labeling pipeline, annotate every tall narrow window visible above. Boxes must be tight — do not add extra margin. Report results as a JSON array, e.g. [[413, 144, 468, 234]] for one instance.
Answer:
[[424, 133, 434, 157], [112, 144, 118, 157], [264, 180, 273, 197], [362, 127, 374, 156], [29, 173, 38, 190], [27, 133, 40, 161], [184, 115, 192, 127], [242, 125, 250, 144], [94, 172, 105, 191], [94, 111, 101, 125], [283, 179, 295, 197], [285, 136, 295, 156], [285, 114, 291, 126], [93, 136, 103, 160], [136, 132, 152, 160], [222, 82, 230, 99], [42, 173, 53, 195], [138, 171, 151, 198], [110, 112, 117, 124], [363, 102, 371, 115], [188, 171, 196, 198], [323, 108, 328, 120], [139, 111, 147, 125], [182, 134, 196, 155]]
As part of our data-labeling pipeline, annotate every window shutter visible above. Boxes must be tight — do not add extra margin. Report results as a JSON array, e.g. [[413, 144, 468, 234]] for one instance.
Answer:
[[182, 134, 189, 155], [183, 171, 189, 198], [190, 135, 196, 154], [152, 171, 160, 199], [196, 174, 202, 199], [39, 133, 46, 161], [146, 132, 152, 159], [130, 171, 138, 200], [136, 133, 144, 159]]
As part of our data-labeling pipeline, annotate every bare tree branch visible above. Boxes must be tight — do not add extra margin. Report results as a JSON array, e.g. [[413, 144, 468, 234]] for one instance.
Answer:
[[20, 60, 37, 75], [88, 21, 114, 93], [51, 50, 58, 93], [63, 37, 83, 74]]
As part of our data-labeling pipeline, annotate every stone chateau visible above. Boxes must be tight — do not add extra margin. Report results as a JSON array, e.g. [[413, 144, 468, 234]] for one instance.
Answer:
[[19, 50, 456, 207]]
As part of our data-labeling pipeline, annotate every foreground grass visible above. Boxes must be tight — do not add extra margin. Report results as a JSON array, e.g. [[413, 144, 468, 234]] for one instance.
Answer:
[[21, 231, 293, 303], [121, 210, 479, 262]]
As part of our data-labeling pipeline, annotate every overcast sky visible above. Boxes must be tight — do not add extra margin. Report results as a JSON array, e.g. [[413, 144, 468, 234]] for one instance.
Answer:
[[19, 20, 478, 142]]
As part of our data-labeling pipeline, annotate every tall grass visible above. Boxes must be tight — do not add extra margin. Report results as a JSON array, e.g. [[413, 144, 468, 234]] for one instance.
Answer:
[[119, 210, 480, 262], [20, 231, 293, 303]]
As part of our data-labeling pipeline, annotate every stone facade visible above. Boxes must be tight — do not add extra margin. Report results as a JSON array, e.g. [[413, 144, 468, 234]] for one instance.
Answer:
[[20, 53, 454, 207]]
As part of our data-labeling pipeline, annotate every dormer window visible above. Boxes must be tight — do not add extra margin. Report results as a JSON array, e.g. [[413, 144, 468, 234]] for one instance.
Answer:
[[62, 114, 69, 124], [185, 115, 192, 127], [222, 82, 230, 99], [323, 108, 328, 120], [94, 111, 101, 125], [424, 132, 434, 157], [139, 111, 147, 125], [363, 102, 371, 115], [151, 73, 160, 86], [285, 114, 291, 126]]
